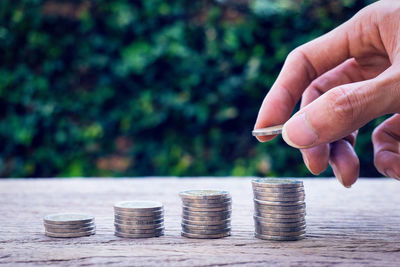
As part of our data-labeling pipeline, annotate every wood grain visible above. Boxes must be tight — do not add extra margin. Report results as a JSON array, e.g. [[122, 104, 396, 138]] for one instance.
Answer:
[[1, 177, 400, 266]]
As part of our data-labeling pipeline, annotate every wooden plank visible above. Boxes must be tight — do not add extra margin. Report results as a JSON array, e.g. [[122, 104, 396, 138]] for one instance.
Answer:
[[0, 177, 400, 266]]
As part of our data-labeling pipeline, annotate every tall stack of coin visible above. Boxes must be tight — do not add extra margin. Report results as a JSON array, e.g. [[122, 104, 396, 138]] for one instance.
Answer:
[[179, 190, 232, 239], [114, 200, 164, 238], [252, 178, 306, 241], [43, 213, 96, 238]]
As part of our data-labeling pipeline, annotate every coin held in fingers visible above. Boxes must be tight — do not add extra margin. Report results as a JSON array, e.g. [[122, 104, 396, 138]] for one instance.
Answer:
[[252, 124, 283, 136]]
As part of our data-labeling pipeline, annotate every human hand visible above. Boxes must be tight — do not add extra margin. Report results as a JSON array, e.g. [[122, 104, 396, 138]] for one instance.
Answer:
[[254, 0, 400, 187]]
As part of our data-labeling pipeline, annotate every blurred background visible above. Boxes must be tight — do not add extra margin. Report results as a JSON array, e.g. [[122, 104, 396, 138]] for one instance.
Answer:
[[0, 0, 382, 178]]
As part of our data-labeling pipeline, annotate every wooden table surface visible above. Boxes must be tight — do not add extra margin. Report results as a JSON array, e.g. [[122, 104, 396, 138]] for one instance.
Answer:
[[1, 177, 400, 266]]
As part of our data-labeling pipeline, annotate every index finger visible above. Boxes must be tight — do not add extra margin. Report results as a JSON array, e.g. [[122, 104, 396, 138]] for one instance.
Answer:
[[254, 18, 354, 142]]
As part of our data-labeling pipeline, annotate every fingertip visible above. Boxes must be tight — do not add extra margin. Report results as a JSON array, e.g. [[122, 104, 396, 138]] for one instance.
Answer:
[[303, 154, 321, 176], [372, 115, 400, 178], [330, 140, 359, 188], [385, 169, 400, 181], [301, 145, 329, 175], [282, 113, 318, 149], [329, 160, 345, 187], [255, 135, 276, 143]]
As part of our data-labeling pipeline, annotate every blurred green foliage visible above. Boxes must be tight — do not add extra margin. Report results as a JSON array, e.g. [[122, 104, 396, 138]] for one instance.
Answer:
[[0, 0, 381, 177]]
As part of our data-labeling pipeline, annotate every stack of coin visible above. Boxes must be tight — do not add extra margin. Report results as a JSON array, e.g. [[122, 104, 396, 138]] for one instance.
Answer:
[[252, 178, 306, 241], [43, 213, 96, 238], [179, 190, 232, 239], [114, 200, 164, 238]]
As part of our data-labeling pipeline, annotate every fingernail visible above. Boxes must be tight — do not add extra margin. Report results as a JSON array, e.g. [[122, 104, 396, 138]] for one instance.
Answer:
[[255, 137, 266, 143], [282, 113, 318, 148], [302, 152, 316, 175], [302, 152, 310, 170], [330, 161, 350, 188], [385, 169, 400, 180]]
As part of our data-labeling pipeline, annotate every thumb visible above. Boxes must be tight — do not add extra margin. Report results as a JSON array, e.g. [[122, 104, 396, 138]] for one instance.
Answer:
[[282, 68, 399, 149]]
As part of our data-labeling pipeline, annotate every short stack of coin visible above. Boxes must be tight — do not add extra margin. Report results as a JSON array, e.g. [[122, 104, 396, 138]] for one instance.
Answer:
[[43, 213, 96, 238], [114, 200, 164, 238], [252, 178, 306, 241], [179, 190, 232, 239]]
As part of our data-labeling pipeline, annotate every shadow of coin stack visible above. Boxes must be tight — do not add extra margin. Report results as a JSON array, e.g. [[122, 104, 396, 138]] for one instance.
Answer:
[[252, 178, 306, 241], [179, 190, 232, 239], [114, 201, 164, 238], [43, 213, 96, 238]]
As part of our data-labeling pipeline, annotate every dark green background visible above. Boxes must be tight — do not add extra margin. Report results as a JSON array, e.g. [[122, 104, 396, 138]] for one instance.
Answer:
[[0, 0, 382, 178]]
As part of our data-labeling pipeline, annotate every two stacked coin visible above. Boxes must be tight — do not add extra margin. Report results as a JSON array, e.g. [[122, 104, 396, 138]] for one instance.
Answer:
[[44, 213, 96, 238], [179, 190, 232, 239], [114, 201, 164, 238], [252, 178, 306, 241]]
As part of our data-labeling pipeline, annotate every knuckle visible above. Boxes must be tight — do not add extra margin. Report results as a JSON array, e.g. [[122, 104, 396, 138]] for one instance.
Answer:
[[373, 150, 385, 174], [287, 46, 317, 81], [371, 125, 383, 143], [327, 87, 359, 124], [309, 76, 330, 94], [344, 133, 356, 147], [287, 47, 304, 63]]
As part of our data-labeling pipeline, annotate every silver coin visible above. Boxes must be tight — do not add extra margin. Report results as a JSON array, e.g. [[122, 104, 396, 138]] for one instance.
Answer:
[[44, 225, 96, 233], [253, 190, 305, 198], [252, 187, 305, 195], [255, 229, 306, 237], [114, 213, 163, 222], [255, 196, 305, 202], [252, 186, 304, 194], [43, 213, 94, 225], [116, 229, 164, 236], [182, 213, 231, 222], [181, 231, 230, 239], [254, 215, 305, 223], [255, 220, 306, 228], [254, 219, 305, 225], [255, 232, 305, 241], [182, 197, 232, 205], [114, 212, 164, 221], [255, 207, 306, 215], [182, 205, 232, 212], [255, 212, 305, 219], [182, 218, 231, 226], [114, 221, 164, 230], [115, 225, 164, 234], [252, 125, 283, 136], [252, 178, 303, 188], [43, 222, 95, 229], [255, 196, 305, 203], [254, 212, 305, 219], [255, 224, 306, 233], [182, 227, 231, 235], [115, 230, 164, 238], [181, 200, 232, 209], [254, 196, 305, 203], [114, 200, 163, 212], [114, 209, 164, 217], [255, 210, 306, 218], [45, 229, 95, 238], [114, 217, 164, 225], [254, 202, 306, 211], [182, 209, 232, 217], [114, 218, 164, 225], [179, 190, 231, 200], [181, 222, 231, 230], [254, 199, 305, 206]]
